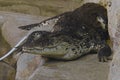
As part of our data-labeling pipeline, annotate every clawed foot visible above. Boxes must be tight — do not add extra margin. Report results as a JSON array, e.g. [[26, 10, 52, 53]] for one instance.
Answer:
[[98, 57, 112, 62], [97, 44, 112, 62]]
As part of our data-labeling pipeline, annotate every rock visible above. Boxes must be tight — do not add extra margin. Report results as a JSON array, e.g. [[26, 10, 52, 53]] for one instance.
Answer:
[[15, 53, 45, 80], [107, 0, 120, 80], [83, 0, 108, 8], [2, 17, 27, 47], [0, 24, 11, 64], [84, 0, 100, 3], [0, 62, 15, 80], [1, 11, 47, 47], [0, 12, 48, 80], [0, 11, 49, 64], [29, 54, 109, 80]]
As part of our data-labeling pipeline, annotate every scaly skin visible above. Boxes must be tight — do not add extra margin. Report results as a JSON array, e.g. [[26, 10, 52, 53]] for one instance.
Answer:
[[0, 3, 110, 61], [18, 3, 110, 61], [22, 31, 104, 60]]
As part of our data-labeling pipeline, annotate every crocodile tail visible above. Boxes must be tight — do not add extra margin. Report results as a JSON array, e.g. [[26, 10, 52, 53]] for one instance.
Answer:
[[18, 23, 40, 30], [18, 11, 71, 31]]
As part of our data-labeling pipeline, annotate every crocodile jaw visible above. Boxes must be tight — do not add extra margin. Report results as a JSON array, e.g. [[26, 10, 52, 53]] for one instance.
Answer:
[[21, 31, 101, 60], [22, 42, 71, 58], [22, 41, 88, 60]]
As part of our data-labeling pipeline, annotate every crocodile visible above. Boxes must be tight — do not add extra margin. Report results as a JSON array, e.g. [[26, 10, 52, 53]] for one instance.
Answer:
[[19, 3, 111, 61], [0, 3, 112, 62], [22, 30, 111, 61]]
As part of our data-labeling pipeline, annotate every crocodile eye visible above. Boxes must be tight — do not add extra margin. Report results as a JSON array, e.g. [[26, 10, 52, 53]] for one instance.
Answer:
[[33, 33, 41, 40], [34, 33, 40, 36]]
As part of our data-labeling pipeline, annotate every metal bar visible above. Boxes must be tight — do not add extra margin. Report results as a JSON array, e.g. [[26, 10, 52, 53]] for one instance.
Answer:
[[0, 36, 28, 61]]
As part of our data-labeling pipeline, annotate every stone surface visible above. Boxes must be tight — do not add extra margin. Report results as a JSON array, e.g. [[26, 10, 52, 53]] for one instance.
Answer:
[[0, 12, 48, 80], [16, 53, 45, 80], [84, 0, 108, 8], [0, 62, 15, 80], [107, 0, 120, 80], [84, 0, 100, 3], [29, 54, 110, 80], [0, 11, 47, 47], [0, 0, 84, 17]]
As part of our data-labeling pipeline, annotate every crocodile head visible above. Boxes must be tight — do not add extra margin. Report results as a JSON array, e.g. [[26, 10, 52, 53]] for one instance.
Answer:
[[22, 31, 99, 60], [22, 31, 80, 60]]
